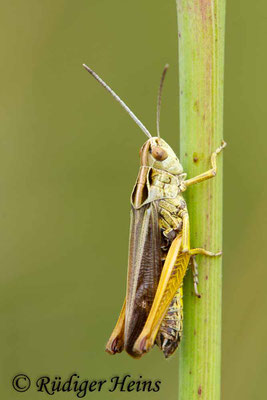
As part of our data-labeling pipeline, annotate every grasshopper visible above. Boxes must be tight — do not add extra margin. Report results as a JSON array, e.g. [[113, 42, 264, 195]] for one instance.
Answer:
[[83, 63, 226, 358]]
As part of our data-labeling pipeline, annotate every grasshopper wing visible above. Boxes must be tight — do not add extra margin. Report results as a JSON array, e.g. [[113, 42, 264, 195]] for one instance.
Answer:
[[124, 201, 162, 357], [106, 202, 162, 357]]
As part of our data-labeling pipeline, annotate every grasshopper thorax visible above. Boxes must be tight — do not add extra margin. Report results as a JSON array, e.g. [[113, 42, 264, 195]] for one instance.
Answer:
[[140, 137, 184, 176]]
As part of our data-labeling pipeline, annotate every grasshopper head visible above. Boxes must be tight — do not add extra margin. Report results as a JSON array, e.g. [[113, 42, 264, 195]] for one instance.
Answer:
[[140, 137, 183, 175]]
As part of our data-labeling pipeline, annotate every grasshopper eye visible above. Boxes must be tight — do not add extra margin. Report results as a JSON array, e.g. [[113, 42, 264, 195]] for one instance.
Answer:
[[151, 146, 168, 161]]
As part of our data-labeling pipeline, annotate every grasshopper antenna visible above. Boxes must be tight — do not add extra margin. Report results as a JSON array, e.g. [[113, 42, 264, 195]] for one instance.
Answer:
[[156, 64, 169, 138], [82, 64, 152, 139]]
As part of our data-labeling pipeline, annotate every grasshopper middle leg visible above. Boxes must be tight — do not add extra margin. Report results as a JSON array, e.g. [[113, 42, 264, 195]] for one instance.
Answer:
[[181, 210, 222, 295]]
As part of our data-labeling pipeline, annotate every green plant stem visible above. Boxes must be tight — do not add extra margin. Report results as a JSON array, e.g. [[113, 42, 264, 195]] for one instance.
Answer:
[[176, 1, 225, 399]]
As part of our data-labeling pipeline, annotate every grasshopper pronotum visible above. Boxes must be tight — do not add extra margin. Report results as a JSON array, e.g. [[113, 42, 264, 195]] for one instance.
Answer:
[[83, 63, 226, 358]]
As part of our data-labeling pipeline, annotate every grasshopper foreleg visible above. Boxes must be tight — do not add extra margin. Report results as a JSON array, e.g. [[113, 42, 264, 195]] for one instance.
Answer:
[[183, 140, 227, 188]]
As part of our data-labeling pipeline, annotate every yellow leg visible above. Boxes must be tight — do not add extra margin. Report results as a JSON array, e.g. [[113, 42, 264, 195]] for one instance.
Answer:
[[189, 249, 221, 299], [181, 214, 221, 298], [105, 299, 125, 355], [184, 140, 226, 188], [181, 213, 222, 257], [189, 248, 222, 257]]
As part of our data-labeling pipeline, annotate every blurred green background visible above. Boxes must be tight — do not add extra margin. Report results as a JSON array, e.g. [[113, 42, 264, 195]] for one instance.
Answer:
[[1, 1, 266, 399]]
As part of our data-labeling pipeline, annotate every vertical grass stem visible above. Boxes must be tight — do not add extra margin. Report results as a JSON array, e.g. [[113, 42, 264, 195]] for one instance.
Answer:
[[177, 1, 226, 399]]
